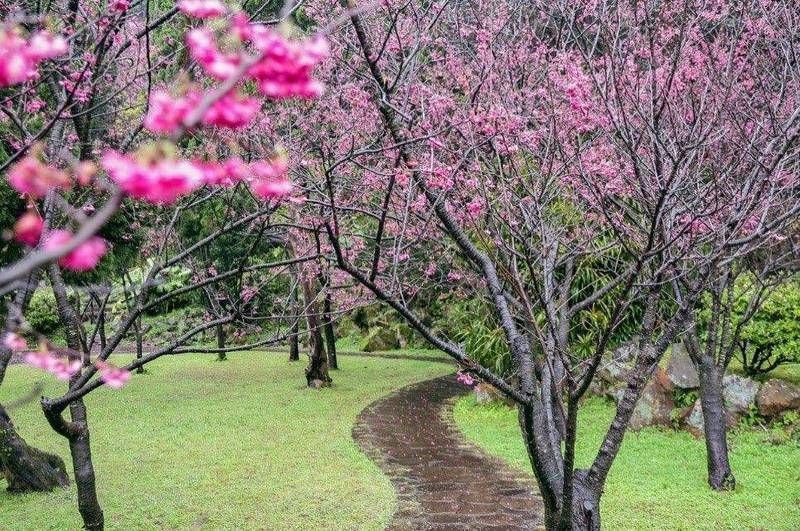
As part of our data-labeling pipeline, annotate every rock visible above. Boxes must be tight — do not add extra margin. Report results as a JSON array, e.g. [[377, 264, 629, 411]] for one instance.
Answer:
[[597, 359, 632, 386], [682, 399, 738, 437], [590, 340, 642, 397], [683, 400, 705, 437], [474, 384, 514, 407], [756, 379, 800, 417], [722, 375, 759, 415], [611, 338, 640, 363], [308, 379, 328, 389], [363, 326, 400, 352], [666, 344, 699, 389], [627, 367, 674, 431]]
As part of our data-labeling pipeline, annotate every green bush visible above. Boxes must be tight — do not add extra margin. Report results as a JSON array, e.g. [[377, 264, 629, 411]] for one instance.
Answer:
[[25, 288, 61, 335], [728, 278, 800, 376], [449, 299, 513, 376]]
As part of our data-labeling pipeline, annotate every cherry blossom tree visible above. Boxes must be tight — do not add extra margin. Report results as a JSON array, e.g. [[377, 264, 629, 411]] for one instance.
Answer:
[[287, 0, 800, 528], [1, 0, 329, 527]]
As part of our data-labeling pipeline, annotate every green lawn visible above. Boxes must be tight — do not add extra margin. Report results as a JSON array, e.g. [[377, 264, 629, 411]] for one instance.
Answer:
[[453, 395, 800, 530], [0, 351, 453, 530]]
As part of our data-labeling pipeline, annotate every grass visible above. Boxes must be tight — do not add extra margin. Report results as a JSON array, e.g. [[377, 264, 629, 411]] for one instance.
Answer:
[[453, 394, 800, 530], [0, 351, 453, 530]]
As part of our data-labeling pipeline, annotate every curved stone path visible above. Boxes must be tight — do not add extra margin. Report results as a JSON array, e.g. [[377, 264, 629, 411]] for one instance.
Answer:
[[353, 374, 544, 530]]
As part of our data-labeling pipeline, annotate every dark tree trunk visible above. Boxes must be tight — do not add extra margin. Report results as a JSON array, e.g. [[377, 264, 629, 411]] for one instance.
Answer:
[[301, 280, 331, 387], [216, 323, 226, 361], [323, 291, 337, 370], [697, 361, 735, 490], [288, 282, 300, 362], [96, 296, 107, 351], [566, 470, 601, 531], [134, 317, 144, 374], [68, 399, 104, 531], [0, 269, 70, 493], [0, 404, 69, 492], [48, 263, 105, 530]]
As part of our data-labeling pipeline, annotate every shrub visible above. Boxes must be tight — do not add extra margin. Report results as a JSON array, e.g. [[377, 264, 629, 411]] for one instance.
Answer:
[[735, 279, 800, 376], [25, 287, 61, 335], [448, 299, 513, 376]]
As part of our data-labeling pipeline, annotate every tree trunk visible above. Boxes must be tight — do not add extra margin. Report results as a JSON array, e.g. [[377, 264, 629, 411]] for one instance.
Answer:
[[216, 323, 226, 361], [697, 361, 735, 490], [0, 404, 69, 492], [0, 269, 71, 493], [323, 291, 337, 370], [301, 279, 331, 387], [566, 470, 601, 531], [134, 317, 144, 374], [68, 399, 104, 531], [288, 281, 300, 362], [48, 263, 105, 530], [96, 295, 107, 351]]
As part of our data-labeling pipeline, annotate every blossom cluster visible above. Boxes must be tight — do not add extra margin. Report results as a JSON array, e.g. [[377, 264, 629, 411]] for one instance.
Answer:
[[186, 11, 329, 99], [456, 370, 476, 386], [0, 26, 67, 87], [44, 230, 108, 271], [101, 149, 292, 204], [3, 333, 131, 389], [144, 89, 261, 134]]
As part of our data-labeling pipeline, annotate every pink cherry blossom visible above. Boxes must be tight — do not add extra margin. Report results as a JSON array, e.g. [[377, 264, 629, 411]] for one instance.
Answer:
[[249, 157, 292, 199], [143, 90, 199, 134], [178, 0, 226, 19], [151, 160, 206, 204], [202, 91, 261, 129], [25, 31, 69, 61], [456, 371, 476, 386], [23, 350, 52, 371], [13, 211, 44, 246], [24, 350, 82, 381], [7, 156, 71, 198], [0, 27, 67, 87], [186, 28, 240, 80], [95, 361, 131, 389], [195, 157, 248, 186], [3, 332, 27, 352], [101, 151, 204, 204], [247, 30, 329, 99], [50, 357, 84, 380], [145, 89, 259, 133], [44, 230, 108, 271], [110, 0, 130, 13]]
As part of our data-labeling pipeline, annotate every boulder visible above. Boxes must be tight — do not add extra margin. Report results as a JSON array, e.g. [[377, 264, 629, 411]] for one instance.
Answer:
[[590, 342, 641, 397], [683, 400, 705, 437], [474, 384, 514, 407], [756, 379, 800, 417], [626, 367, 674, 431], [308, 378, 329, 389], [363, 326, 400, 352], [611, 338, 640, 363], [666, 344, 699, 389], [722, 374, 759, 415], [597, 359, 632, 386], [682, 399, 737, 437]]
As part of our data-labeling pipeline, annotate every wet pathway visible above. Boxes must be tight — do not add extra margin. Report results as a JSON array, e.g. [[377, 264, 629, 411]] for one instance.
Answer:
[[353, 374, 544, 530]]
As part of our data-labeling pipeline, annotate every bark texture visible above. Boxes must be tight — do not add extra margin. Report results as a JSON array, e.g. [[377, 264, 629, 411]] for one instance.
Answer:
[[288, 281, 300, 362], [0, 269, 71, 493], [301, 279, 331, 387], [216, 323, 226, 361], [697, 362, 735, 490], [48, 263, 105, 530], [323, 291, 337, 370], [0, 404, 69, 492]]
